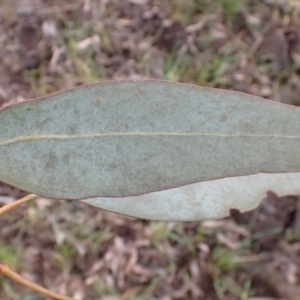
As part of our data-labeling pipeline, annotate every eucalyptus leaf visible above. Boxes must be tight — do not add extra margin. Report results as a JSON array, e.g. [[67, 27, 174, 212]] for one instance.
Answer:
[[82, 172, 300, 221], [0, 80, 300, 201]]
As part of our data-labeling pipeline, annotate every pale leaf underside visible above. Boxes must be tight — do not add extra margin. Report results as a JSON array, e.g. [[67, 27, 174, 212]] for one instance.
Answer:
[[81, 172, 300, 221]]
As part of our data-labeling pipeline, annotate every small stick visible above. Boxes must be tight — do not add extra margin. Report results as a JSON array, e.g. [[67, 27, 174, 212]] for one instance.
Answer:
[[0, 194, 36, 216], [0, 195, 75, 300], [0, 263, 75, 300]]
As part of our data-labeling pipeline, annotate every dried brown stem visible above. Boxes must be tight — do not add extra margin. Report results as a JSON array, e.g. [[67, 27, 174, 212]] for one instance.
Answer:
[[0, 263, 75, 300], [0, 195, 75, 300], [0, 194, 36, 216]]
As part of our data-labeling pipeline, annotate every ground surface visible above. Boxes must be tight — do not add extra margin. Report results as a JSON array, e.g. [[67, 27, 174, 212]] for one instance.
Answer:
[[1, 0, 300, 299]]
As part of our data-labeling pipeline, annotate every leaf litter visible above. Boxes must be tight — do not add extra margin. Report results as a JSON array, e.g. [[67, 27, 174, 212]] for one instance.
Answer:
[[1, 0, 300, 299]]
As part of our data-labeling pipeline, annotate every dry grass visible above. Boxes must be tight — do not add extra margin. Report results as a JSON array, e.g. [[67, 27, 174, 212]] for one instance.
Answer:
[[1, 0, 300, 299]]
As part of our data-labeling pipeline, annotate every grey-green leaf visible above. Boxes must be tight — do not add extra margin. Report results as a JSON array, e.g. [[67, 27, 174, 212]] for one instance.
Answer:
[[0, 80, 300, 200]]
